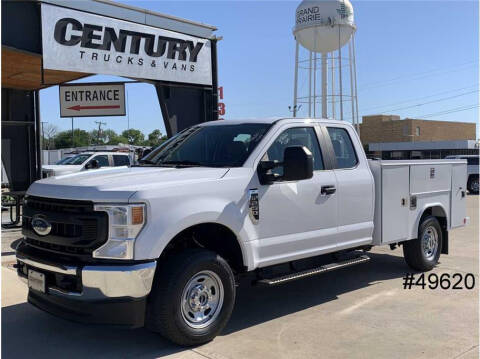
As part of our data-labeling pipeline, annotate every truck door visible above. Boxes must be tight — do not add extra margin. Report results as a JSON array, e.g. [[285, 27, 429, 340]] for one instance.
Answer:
[[253, 125, 338, 266], [450, 163, 467, 228], [324, 126, 375, 249]]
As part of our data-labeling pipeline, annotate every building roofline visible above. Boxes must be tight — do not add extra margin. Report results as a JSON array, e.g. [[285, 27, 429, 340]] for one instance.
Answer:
[[369, 140, 479, 151]]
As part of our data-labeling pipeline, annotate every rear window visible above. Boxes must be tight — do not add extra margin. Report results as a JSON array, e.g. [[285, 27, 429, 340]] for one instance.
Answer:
[[113, 155, 130, 166]]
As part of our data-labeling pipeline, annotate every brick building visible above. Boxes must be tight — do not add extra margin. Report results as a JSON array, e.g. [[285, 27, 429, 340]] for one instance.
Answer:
[[360, 115, 476, 145], [360, 115, 478, 159]]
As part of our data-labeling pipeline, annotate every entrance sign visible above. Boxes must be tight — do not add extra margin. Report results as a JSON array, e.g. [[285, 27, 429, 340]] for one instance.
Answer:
[[41, 4, 213, 86], [59, 83, 126, 117]]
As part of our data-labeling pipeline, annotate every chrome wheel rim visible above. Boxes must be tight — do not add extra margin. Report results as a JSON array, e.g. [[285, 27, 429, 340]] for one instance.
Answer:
[[421, 225, 438, 260], [181, 270, 224, 329]]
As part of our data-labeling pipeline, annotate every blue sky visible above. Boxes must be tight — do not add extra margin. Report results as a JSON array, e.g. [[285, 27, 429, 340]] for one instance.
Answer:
[[40, 0, 479, 138]]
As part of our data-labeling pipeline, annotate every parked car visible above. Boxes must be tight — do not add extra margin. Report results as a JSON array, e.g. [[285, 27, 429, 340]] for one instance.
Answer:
[[445, 155, 479, 194], [17, 118, 468, 346], [54, 155, 75, 165], [42, 151, 131, 177]]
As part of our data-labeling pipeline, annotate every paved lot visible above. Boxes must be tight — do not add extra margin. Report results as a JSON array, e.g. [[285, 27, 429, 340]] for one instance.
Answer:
[[2, 196, 478, 359]]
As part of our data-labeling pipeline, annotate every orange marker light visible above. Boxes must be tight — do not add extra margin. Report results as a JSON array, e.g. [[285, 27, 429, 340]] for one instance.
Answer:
[[132, 206, 144, 225]]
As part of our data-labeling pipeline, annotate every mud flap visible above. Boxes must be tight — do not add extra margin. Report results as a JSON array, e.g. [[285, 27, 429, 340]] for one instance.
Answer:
[[441, 230, 449, 255]]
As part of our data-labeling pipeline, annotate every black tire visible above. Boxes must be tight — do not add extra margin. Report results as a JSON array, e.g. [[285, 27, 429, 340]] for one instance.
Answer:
[[403, 215, 442, 271], [146, 248, 236, 346], [467, 175, 479, 194]]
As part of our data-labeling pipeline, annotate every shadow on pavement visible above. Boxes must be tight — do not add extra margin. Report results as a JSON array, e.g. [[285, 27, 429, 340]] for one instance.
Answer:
[[2, 251, 408, 358], [223, 251, 408, 335]]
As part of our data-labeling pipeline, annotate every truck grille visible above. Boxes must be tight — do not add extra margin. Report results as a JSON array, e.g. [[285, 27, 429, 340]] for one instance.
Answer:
[[22, 196, 108, 257]]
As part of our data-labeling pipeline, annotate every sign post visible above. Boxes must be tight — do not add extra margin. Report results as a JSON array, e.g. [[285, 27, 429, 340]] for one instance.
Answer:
[[59, 83, 126, 118]]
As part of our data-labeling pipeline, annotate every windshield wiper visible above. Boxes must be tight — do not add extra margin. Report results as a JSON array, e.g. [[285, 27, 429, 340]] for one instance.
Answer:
[[138, 159, 156, 165]]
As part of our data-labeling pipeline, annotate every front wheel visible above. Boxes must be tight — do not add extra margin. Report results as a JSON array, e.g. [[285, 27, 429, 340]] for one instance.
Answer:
[[146, 248, 236, 346], [403, 216, 442, 271]]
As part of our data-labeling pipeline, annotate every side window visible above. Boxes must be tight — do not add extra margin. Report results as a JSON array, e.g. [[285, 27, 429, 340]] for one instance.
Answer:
[[113, 155, 130, 166], [327, 127, 358, 169], [262, 127, 324, 176], [92, 155, 109, 167]]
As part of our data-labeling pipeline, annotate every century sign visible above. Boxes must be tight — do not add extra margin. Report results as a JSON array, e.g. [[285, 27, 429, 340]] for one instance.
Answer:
[[41, 4, 212, 85], [59, 83, 126, 118]]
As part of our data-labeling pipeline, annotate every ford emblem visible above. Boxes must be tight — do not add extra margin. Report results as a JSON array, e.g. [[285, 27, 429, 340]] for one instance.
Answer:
[[31, 215, 52, 236]]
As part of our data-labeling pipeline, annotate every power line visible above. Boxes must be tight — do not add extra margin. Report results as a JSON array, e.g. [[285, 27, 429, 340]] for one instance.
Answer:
[[419, 104, 479, 119], [361, 84, 478, 112], [358, 61, 476, 92], [380, 90, 479, 113], [358, 61, 475, 88]]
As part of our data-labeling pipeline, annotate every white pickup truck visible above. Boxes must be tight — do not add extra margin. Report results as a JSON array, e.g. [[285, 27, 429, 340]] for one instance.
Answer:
[[16, 118, 468, 346], [42, 151, 132, 177]]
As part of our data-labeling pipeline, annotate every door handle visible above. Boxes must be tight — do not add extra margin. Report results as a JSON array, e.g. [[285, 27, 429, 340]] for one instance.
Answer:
[[321, 185, 336, 195]]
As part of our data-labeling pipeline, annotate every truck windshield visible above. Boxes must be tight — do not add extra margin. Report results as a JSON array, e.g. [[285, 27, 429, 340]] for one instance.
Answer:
[[141, 123, 271, 167], [64, 154, 91, 165], [56, 157, 74, 164]]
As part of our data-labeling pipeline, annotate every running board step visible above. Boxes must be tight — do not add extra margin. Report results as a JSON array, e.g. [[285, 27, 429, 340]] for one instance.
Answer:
[[256, 254, 370, 286]]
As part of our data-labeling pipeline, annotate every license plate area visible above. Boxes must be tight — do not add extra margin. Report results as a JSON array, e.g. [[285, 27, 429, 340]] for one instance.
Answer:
[[28, 269, 46, 293]]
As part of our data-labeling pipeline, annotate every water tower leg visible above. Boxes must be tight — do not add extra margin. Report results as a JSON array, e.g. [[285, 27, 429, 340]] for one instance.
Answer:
[[352, 33, 360, 135], [348, 40, 356, 128], [331, 52, 335, 119], [293, 40, 299, 117], [338, 26, 344, 121], [321, 53, 327, 119], [308, 51, 312, 117], [313, 52, 317, 118]]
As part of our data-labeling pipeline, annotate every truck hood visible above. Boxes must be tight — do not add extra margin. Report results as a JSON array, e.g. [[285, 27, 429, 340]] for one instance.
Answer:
[[28, 166, 230, 202], [42, 164, 83, 174]]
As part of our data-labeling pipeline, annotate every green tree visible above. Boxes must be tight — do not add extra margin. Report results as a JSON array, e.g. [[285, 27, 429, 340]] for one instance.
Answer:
[[42, 123, 58, 150], [103, 129, 119, 144], [54, 129, 91, 148], [121, 128, 145, 145], [89, 128, 119, 145], [108, 135, 129, 145], [146, 129, 168, 147]]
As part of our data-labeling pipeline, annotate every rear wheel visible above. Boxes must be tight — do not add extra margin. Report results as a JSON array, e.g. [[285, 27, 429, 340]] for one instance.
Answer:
[[146, 248, 236, 346], [403, 216, 442, 271], [468, 175, 479, 194]]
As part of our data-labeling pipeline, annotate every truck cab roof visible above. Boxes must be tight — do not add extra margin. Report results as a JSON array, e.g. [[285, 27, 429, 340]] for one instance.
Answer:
[[198, 118, 351, 126]]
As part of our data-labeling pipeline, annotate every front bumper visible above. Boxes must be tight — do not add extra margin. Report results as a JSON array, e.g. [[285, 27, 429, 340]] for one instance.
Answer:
[[16, 250, 156, 327]]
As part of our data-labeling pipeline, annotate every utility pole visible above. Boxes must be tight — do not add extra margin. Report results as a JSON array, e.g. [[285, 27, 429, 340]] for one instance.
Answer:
[[71, 117, 74, 148], [288, 105, 302, 116], [94, 120, 107, 145]]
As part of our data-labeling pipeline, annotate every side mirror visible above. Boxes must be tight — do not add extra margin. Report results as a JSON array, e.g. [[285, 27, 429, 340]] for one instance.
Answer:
[[283, 146, 313, 181], [257, 161, 279, 185], [85, 159, 99, 170]]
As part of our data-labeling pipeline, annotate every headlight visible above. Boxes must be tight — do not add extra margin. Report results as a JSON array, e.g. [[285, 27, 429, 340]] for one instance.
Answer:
[[93, 204, 146, 260]]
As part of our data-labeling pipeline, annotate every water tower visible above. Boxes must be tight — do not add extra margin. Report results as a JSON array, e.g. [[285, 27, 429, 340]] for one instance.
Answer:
[[292, 0, 359, 132]]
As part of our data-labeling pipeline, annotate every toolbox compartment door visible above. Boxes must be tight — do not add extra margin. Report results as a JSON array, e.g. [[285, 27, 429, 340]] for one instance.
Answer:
[[450, 163, 467, 229], [381, 165, 410, 243]]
